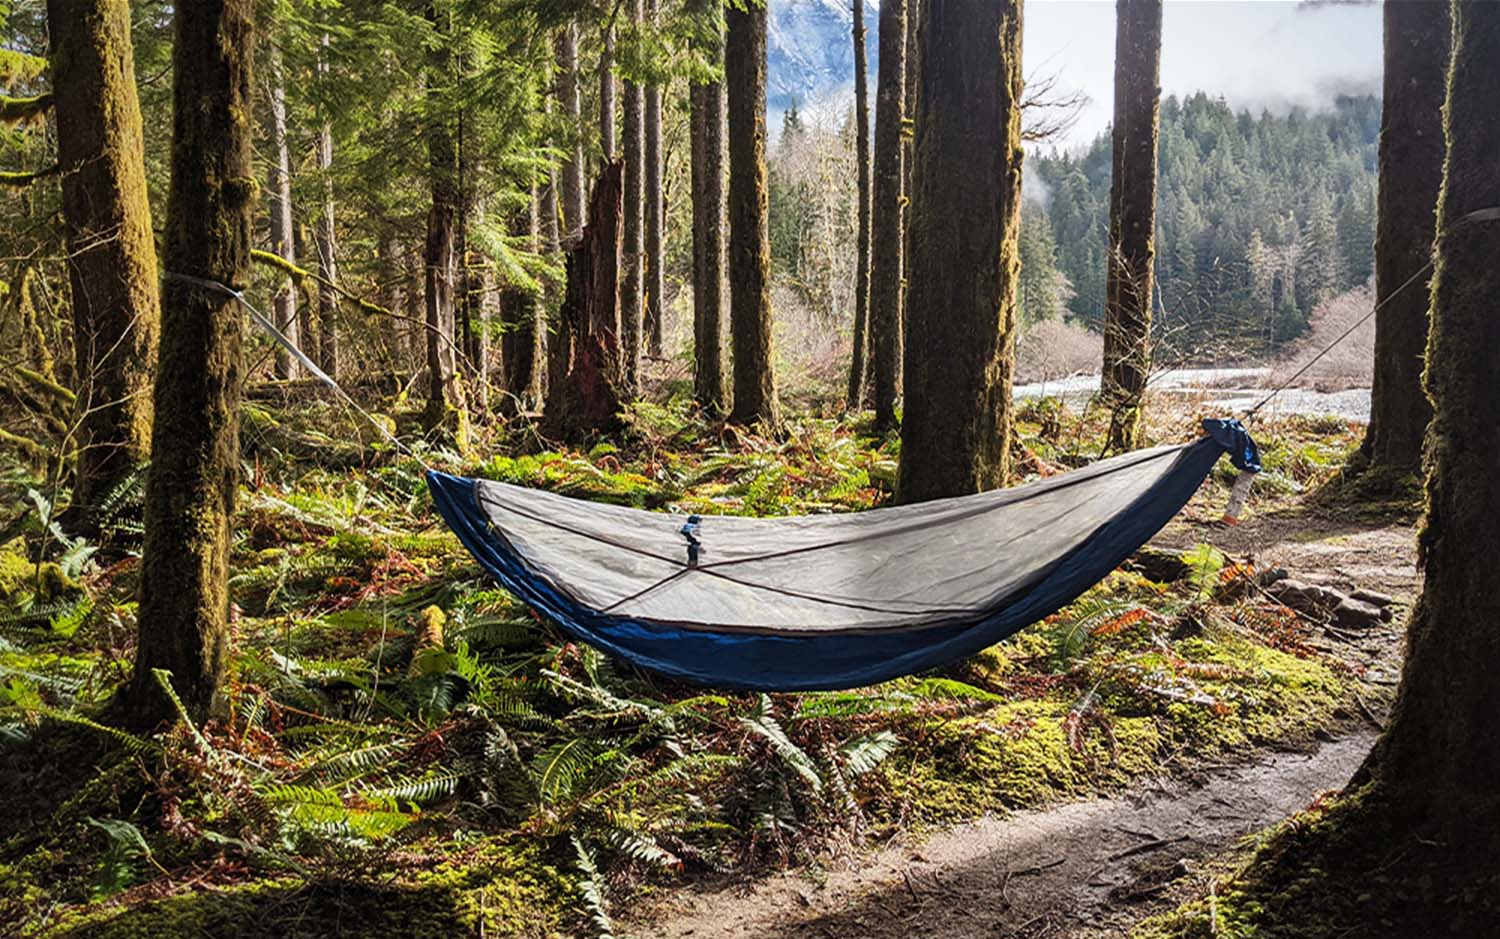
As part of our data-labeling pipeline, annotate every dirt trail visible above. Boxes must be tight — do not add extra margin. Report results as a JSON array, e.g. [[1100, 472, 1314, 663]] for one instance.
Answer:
[[631, 515, 1418, 939], [632, 732, 1375, 939]]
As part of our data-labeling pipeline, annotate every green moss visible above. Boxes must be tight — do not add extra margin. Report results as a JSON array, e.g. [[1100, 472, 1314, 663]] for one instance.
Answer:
[[0, 538, 79, 612], [885, 699, 1163, 822], [36, 838, 575, 939]]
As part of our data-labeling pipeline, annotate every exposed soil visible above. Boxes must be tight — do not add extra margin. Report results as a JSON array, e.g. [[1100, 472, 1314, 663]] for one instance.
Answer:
[[629, 512, 1419, 939]]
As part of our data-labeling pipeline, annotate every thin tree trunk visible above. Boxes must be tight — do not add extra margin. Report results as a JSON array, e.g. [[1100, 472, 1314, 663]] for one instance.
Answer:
[[1102, 0, 1162, 453], [846, 0, 872, 410], [501, 194, 544, 410], [644, 0, 665, 359], [263, 39, 300, 381], [600, 25, 617, 159], [557, 23, 587, 243], [45, 0, 160, 522], [621, 0, 645, 393], [896, 0, 1022, 504], [1359, 1, 1448, 476], [314, 34, 339, 380], [869, 0, 907, 430], [126, 0, 254, 726], [423, 5, 466, 449], [544, 162, 628, 438], [378, 234, 404, 390], [725, 1, 780, 428], [1356, 2, 1500, 850]]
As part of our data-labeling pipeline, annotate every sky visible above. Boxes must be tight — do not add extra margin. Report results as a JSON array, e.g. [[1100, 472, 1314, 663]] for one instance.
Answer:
[[1024, 0, 1384, 150]]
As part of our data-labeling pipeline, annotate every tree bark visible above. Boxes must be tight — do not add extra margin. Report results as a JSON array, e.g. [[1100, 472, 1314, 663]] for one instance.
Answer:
[[263, 38, 300, 381], [621, 0, 645, 393], [896, 0, 1022, 504], [557, 23, 587, 243], [45, 0, 161, 524], [846, 0, 872, 410], [724, 2, 780, 429], [422, 5, 466, 448], [1359, 1, 1449, 476], [1102, 0, 1162, 453], [690, 69, 727, 416], [126, 0, 254, 726], [1356, 0, 1500, 850], [600, 25, 617, 159], [544, 162, 628, 438], [869, 0, 907, 430], [501, 194, 544, 410], [644, 0, 665, 360], [314, 34, 339, 380]]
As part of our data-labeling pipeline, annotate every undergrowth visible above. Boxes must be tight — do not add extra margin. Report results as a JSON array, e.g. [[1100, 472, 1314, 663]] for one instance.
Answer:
[[0, 395, 1371, 937]]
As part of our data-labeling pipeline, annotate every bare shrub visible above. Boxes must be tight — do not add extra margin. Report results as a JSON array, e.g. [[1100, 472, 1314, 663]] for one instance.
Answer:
[[1016, 319, 1104, 384], [1270, 281, 1375, 391]]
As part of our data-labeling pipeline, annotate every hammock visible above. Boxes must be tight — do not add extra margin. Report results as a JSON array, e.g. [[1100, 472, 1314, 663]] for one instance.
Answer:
[[428, 418, 1259, 691]]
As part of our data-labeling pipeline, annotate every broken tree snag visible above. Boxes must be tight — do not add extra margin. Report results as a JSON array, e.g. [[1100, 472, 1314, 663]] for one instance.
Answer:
[[543, 161, 628, 440]]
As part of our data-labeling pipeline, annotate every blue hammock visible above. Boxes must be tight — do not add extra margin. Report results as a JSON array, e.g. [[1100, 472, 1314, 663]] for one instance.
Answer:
[[427, 418, 1258, 691]]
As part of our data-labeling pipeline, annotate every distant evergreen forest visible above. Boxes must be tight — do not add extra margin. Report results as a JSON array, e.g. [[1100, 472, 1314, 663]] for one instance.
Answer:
[[1026, 92, 1381, 357]]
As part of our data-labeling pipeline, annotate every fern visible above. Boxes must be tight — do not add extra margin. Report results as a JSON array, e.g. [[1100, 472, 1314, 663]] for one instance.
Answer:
[[571, 836, 615, 939], [837, 731, 900, 777], [740, 694, 822, 792]]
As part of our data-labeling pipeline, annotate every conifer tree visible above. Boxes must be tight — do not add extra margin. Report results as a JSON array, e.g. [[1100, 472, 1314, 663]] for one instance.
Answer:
[[690, 1, 727, 415], [897, 0, 1022, 503], [846, 0, 873, 410], [1102, 0, 1162, 453], [262, 34, 300, 381], [126, 0, 254, 726], [868, 0, 907, 430], [45, 0, 161, 525], [725, 0, 780, 428]]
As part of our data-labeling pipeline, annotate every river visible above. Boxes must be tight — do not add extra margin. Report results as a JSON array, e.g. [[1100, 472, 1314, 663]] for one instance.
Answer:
[[1014, 367, 1372, 422]]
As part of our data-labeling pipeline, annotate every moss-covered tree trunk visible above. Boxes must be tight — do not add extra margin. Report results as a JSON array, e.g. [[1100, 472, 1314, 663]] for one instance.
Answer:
[[689, 9, 727, 416], [620, 0, 645, 394], [544, 162, 628, 438], [1359, 1, 1449, 476], [644, 0, 665, 360], [896, 0, 1022, 504], [45, 0, 160, 521], [725, 1, 780, 429], [1102, 0, 1161, 453], [868, 0, 907, 430], [557, 23, 586, 243], [125, 0, 254, 726], [845, 0, 872, 411], [1356, 0, 1500, 852], [263, 38, 300, 381]]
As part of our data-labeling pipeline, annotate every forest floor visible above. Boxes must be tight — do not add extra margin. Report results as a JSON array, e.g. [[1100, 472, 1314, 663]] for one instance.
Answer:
[[628, 509, 1418, 939], [0, 394, 1419, 938]]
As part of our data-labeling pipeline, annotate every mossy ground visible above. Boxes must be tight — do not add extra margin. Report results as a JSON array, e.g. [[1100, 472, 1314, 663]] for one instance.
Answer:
[[0, 396, 1374, 937]]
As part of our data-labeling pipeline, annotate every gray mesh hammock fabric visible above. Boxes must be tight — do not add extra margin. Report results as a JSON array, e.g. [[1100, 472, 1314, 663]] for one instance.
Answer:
[[428, 419, 1259, 691]]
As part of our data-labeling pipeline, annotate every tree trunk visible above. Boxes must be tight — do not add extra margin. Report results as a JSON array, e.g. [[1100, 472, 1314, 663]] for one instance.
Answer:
[[557, 23, 587, 243], [1359, 1, 1448, 476], [46, 0, 160, 524], [1102, 0, 1162, 453], [725, 2, 780, 429], [263, 38, 300, 381], [126, 0, 254, 726], [422, 6, 467, 448], [314, 35, 339, 380], [846, 0, 872, 410], [621, 0, 645, 393], [501, 195, 544, 410], [544, 162, 628, 439], [896, 0, 1022, 504], [690, 70, 727, 416], [599, 25, 617, 159], [1357, 0, 1500, 850], [868, 0, 907, 430], [644, 0, 665, 359], [463, 198, 489, 407]]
